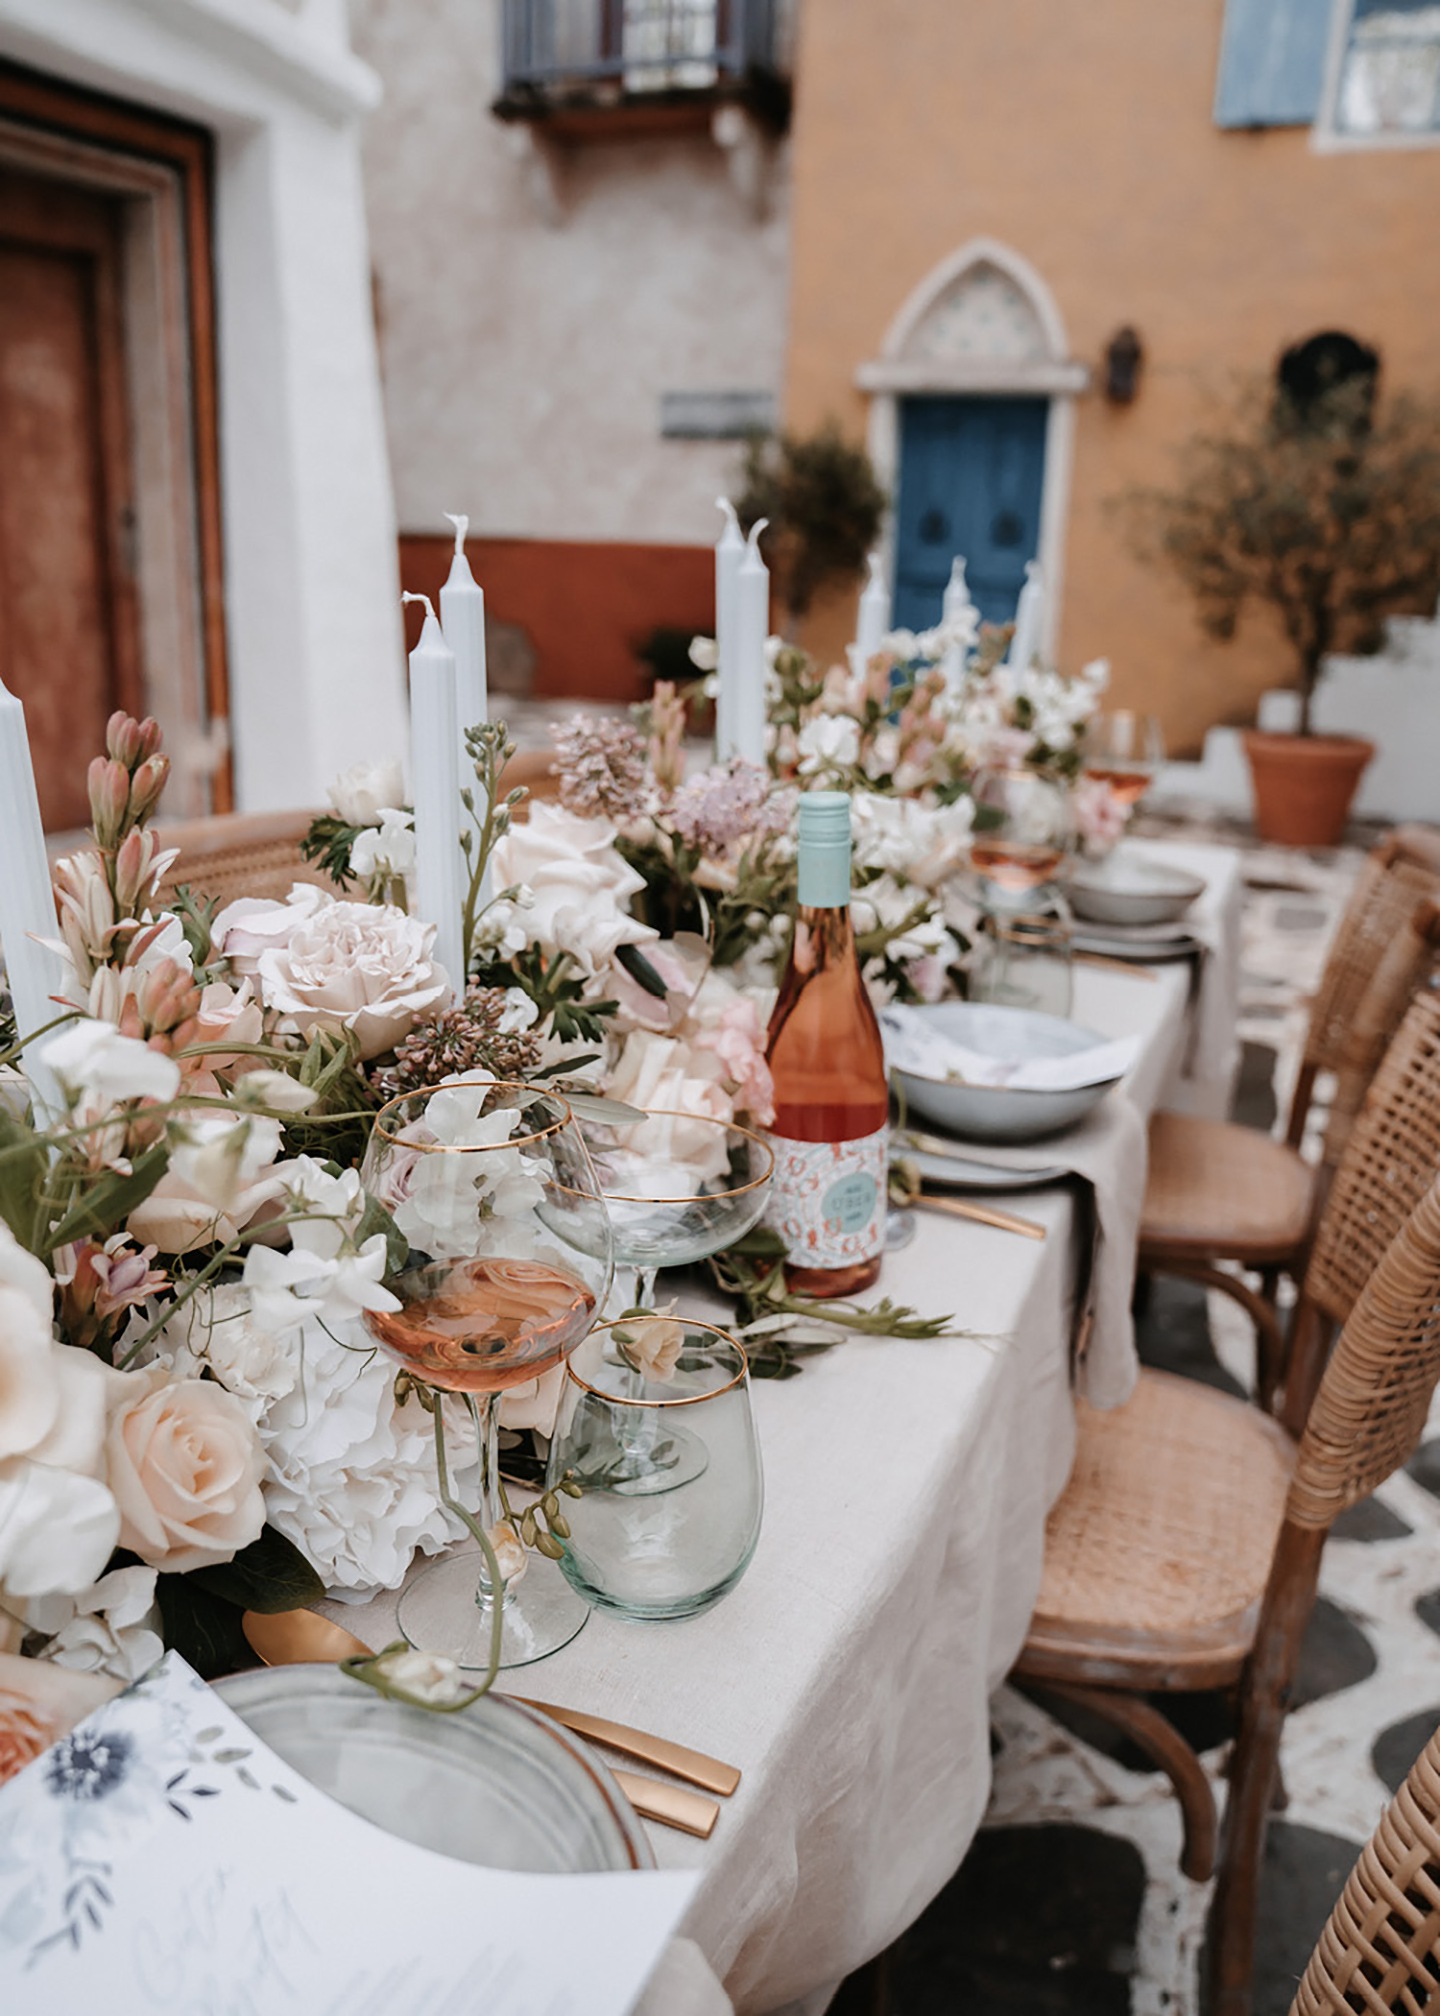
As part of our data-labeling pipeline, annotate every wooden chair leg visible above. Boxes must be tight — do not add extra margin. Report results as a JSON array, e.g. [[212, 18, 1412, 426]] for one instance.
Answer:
[[1149, 1256, 1287, 1412], [1207, 1527, 1326, 2016], [1036, 1680, 1218, 1881], [1278, 1298, 1335, 1439]]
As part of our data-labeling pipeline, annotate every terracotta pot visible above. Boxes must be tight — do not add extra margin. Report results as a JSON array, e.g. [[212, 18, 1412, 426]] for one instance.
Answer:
[[1242, 731, 1375, 848]]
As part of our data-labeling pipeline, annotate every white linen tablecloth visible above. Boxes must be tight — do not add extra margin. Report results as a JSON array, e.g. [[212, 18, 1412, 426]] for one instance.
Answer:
[[337, 844, 1243, 2016]]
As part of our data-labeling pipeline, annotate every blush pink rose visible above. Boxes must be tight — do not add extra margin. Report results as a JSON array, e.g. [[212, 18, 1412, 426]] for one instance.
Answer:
[[105, 1369, 268, 1572], [695, 999, 775, 1126]]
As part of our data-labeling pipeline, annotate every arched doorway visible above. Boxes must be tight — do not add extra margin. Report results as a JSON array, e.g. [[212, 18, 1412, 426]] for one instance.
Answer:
[[857, 239, 1088, 651]]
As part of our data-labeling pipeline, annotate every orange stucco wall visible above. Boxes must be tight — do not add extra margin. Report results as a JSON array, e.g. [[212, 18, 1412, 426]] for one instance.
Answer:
[[783, 0, 1440, 755]]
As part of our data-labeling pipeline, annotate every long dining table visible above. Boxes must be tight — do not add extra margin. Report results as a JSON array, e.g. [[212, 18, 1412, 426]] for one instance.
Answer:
[[341, 840, 1246, 2016]]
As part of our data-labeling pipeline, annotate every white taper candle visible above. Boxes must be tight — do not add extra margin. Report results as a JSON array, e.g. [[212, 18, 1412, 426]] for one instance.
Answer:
[[1008, 560, 1045, 673], [402, 593, 465, 996], [733, 520, 770, 770], [714, 497, 745, 762], [440, 513, 488, 792], [940, 555, 976, 694], [854, 549, 890, 667], [0, 675, 62, 1117]]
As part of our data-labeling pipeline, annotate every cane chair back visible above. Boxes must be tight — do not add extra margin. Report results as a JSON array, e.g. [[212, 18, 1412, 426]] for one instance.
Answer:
[[1389, 823, 1440, 878], [1305, 989, 1440, 1333], [149, 811, 340, 911], [1286, 1175, 1440, 1531], [1290, 844, 1440, 1148], [1321, 900, 1440, 1174], [1290, 1724, 1440, 2015]]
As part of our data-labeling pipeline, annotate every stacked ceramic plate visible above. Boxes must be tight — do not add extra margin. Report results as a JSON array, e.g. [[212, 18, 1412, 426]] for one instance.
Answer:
[[889, 1002, 1124, 1149], [218, 1667, 652, 1871], [1068, 849, 1205, 961]]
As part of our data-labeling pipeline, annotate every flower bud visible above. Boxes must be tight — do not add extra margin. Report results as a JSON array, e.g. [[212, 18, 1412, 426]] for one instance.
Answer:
[[89, 758, 130, 847], [113, 827, 153, 918], [106, 712, 142, 769], [127, 754, 169, 826]]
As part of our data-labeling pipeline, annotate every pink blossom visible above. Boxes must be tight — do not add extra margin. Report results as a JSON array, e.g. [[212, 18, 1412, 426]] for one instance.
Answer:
[[669, 762, 790, 858], [695, 999, 775, 1126], [1073, 775, 1129, 855]]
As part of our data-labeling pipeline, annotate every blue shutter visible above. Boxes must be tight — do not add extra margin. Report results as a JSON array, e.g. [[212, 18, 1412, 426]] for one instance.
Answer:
[[1214, 0, 1335, 127]]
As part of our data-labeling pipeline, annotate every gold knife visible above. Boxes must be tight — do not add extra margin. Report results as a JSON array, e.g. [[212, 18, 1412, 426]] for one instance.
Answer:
[[611, 1767, 720, 1839], [511, 1694, 741, 1797], [913, 1190, 1047, 1241]]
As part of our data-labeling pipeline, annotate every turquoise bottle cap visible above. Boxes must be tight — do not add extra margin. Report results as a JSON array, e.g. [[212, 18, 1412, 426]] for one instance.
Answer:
[[797, 790, 852, 908]]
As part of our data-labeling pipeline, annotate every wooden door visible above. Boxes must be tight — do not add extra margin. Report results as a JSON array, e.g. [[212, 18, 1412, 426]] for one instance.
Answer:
[[0, 167, 140, 829], [893, 395, 1048, 635]]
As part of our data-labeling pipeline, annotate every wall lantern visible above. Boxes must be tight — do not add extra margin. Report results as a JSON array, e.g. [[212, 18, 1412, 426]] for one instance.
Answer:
[[1104, 326, 1143, 404]]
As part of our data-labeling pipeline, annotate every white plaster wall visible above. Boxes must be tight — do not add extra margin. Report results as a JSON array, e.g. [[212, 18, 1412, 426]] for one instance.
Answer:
[[350, 0, 792, 545], [0, 0, 410, 810]]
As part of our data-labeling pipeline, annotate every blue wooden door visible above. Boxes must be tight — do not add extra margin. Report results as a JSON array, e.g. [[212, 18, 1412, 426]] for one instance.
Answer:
[[893, 396, 1047, 634]]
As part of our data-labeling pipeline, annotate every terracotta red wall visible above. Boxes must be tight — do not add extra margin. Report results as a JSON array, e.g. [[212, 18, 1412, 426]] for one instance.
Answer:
[[398, 535, 713, 702]]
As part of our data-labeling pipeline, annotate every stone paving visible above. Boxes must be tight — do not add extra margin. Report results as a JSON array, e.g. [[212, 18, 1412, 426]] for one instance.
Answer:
[[835, 816, 1440, 2015]]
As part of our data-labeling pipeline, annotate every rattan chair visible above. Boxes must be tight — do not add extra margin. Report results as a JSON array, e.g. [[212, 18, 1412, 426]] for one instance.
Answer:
[[1139, 834, 1440, 1409], [1289, 1723, 1440, 2015], [1016, 996, 1440, 2013], [148, 810, 341, 910]]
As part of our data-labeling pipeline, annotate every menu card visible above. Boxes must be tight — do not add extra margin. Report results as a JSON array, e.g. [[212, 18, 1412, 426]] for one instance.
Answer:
[[0, 1653, 698, 2015]]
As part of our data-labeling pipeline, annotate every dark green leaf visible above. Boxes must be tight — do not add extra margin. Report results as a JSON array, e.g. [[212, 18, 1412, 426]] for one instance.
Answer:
[[188, 1524, 325, 1613], [615, 941, 670, 1001], [353, 1191, 408, 1274], [154, 1573, 252, 1679]]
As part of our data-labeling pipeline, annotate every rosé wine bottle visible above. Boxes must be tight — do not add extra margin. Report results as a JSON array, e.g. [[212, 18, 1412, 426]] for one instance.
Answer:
[[765, 791, 889, 1296]]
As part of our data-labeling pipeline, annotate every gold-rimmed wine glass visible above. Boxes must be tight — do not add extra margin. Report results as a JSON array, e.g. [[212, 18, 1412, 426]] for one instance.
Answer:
[[360, 1079, 613, 1671], [968, 764, 1074, 909]]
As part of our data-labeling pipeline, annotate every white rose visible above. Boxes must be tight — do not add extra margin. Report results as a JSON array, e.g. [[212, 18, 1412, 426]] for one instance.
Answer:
[[497, 1363, 566, 1435], [489, 802, 656, 977], [0, 1282, 62, 1463], [212, 883, 325, 980], [329, 757, 406, 828], [105, 1367, 268, 1572], [152, 1283, 301, 1417], [0, 1458, 121, 1599], [256, 898, 450, 1060]]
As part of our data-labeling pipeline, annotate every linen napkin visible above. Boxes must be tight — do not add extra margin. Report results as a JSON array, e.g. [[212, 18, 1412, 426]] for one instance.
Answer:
[[895, 1088, 1148, 1410], [879, 1003, 1141, 1092]]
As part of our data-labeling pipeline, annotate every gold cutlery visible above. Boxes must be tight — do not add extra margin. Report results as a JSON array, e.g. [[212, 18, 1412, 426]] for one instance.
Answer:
[[1072, 949, 1159, 980], [243, 1609, 374, 1665], [610, 1768, 720, 1839], [511, 1695, 740, 1798], [913, 1191, 1047, 1241]]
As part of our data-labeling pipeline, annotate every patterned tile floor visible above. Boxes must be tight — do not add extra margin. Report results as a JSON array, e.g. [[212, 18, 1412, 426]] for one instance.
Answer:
[[835, 813, 1440, 2015]]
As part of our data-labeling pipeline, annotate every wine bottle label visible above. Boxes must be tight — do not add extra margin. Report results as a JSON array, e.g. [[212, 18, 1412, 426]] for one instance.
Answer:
[[765, 1127, 889, 1269]]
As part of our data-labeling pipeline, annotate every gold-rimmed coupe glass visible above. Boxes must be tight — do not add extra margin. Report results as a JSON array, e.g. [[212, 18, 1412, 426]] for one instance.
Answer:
[[360, 1079, 613, 1670], [547, 1317, 763, 1620]]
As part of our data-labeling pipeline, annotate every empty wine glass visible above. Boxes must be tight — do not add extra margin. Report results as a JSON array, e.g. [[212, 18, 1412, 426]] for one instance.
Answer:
[[548, 1317, 763, 1621], [1082, 710, 1166, 809], [968, 765, 1074, 910], [360, 1080, 613, 1671], [578, 1108, 773, 1495]]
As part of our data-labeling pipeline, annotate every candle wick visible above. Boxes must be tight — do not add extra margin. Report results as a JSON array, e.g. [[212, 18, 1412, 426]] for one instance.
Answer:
[[402, 591, 436, 620], [443, 512, 469, 555], [745, 518, 769, 556]]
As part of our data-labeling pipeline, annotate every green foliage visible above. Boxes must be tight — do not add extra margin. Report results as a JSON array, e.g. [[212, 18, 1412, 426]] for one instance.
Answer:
[[279, 1028, 375, 1169], [42, 1143, 170, 1257], [300, 812, 362, 890], [154, 1569, 253, 1679], [0, 1097, 50, 1253], [189, 1524, 326, 1614], [472, 945, 618, 1048], [1127, 377, 1440, 732], [165, 885, 220, 970], [737, 422, 887, 620]]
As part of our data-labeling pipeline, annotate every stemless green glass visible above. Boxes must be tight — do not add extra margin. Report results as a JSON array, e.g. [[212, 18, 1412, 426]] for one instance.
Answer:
[[546, 1317, 763, 1621]]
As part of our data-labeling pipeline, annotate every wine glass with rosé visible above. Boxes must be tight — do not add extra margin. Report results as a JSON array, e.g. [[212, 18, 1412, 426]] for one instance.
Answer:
[[360, 1080, 613, 1671], [967, 765, 1075, 910], [1081, 710, 1166, 811]]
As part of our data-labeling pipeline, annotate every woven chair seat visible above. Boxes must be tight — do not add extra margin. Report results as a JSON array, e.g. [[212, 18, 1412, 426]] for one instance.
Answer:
[[1020, 1370, 1296, 1689], [1140, 1111, 1316, 1262]]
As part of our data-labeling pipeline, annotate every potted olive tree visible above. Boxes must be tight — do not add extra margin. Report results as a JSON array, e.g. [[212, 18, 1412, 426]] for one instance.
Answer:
[[736, 422, 887, 633], [1135, 374, 1440, 846]]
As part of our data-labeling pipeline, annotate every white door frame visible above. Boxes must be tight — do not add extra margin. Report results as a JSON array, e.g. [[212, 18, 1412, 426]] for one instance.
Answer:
[[856, 237, 1088, 661]]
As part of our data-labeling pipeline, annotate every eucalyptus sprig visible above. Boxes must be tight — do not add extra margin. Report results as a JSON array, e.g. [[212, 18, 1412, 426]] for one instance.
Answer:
[[706, 1224, 960, 1379]]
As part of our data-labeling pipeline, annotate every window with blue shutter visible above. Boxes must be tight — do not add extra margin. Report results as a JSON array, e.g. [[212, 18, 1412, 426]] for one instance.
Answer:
[[1214, 0, 1336, 127]]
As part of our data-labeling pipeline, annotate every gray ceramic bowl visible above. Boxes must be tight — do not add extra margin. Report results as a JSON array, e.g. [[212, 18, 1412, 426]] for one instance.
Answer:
[[218, 1665, 652, 1871], [1068, 854, 1206, 928], [890, 1001, 1122, 1143]]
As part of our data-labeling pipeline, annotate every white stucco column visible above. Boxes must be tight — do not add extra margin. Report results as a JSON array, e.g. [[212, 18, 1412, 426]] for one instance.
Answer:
[[0, 0, 409, 811]]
